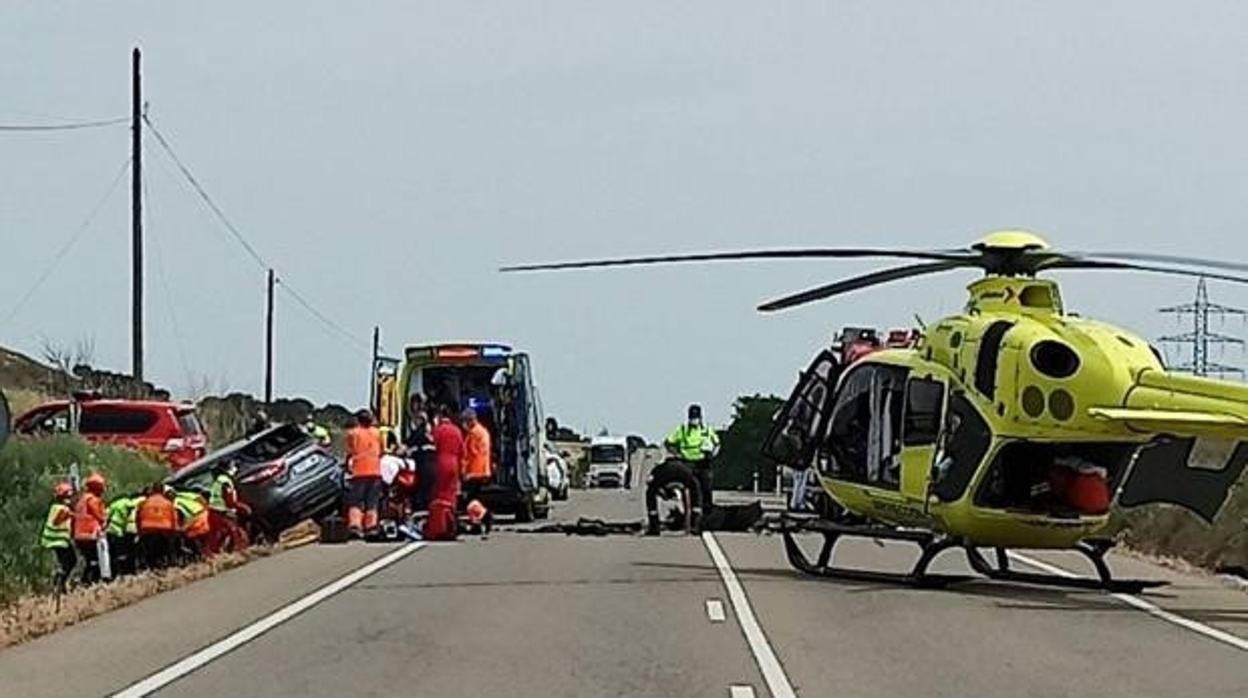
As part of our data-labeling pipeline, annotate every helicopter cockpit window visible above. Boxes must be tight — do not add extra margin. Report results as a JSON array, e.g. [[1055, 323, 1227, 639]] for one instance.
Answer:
[[826, 364, 907, 488]]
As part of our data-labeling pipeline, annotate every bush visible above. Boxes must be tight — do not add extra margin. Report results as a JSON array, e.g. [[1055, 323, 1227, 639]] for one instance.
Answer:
[[0, 437, 166, 605]]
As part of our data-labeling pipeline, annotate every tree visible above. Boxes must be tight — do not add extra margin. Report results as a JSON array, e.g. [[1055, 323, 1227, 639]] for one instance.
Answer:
[[715, 394, 785, 491]]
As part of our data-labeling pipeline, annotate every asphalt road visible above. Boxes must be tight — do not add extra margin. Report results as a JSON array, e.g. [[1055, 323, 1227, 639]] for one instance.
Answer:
[[2, 482, 1246, 698]]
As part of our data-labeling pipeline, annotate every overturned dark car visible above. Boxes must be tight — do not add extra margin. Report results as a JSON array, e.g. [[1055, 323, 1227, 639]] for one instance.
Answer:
[[166, 424, 344, 539]]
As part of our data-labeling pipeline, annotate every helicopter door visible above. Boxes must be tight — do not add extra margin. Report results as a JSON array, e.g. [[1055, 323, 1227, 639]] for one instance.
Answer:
[[898, 375, 947, 501], [762, 350, 841, 469], [371, 356, 402, 429], [1117, 437, 1248, 522]]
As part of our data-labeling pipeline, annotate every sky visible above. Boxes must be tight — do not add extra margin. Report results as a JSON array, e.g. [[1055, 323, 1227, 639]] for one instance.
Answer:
[[2, 2, 1247, 438]]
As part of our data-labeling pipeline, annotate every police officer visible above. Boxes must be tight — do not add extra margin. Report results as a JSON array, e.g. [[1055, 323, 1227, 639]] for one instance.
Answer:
[[644, 459, 704, 536], [664, 404, 720, 508]]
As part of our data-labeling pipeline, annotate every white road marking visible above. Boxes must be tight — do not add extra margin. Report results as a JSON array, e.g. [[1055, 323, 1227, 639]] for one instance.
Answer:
[[730, 685, 757, 698], [1008, 551, 1248, 653], [703, 532, 798, 698], [111, 543, 426, 697], [706, 598, 727, 622]]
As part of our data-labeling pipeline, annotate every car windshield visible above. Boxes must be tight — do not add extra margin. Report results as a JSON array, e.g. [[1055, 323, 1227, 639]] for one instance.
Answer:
[[177, 411, 203, 436], [590, 445, 626, 463]]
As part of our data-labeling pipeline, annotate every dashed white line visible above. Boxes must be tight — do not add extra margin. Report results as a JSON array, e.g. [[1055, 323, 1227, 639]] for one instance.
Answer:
[[703, 532, 798, 698], [1008, 551, 1248, 653], [706, 599, 727, 623], [730, 685, 757, 698], [111, 543, 426, 697]]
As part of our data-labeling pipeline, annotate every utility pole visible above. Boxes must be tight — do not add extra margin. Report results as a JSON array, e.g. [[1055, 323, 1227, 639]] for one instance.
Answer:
[[264, 269, 275, 404], [130, 47, 144, 381], [1158, 277, 1246, 378], [369, 326, 380, 409]]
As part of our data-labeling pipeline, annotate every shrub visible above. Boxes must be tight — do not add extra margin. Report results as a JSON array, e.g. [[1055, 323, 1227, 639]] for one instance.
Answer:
[[0, 437, 165, 605]]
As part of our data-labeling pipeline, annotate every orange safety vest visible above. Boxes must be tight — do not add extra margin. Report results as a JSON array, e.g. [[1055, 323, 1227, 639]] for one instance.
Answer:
[[186, 510, 211, 538], [137, 494, 178, 533], [346, 426, 383, 479], [463, 423, 492, 481], [72, 493, 106, 541]]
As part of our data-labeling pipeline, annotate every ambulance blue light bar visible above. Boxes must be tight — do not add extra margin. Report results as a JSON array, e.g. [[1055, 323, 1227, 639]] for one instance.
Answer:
[[480, 345, 511, 358]]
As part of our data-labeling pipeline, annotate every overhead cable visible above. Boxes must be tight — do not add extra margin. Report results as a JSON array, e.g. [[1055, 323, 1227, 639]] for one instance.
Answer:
[[0, 116, 129, 132], [1, 157, 132, 328]]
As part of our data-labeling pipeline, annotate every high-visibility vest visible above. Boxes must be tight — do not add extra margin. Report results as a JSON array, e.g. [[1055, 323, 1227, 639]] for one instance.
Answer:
[[346, 426, 383, 478], [209, 474, 235, 512], [107, 497, 140, 537], [126, 496, 144, 535], [137, 494, 178, 533], [174, 492, 207, 527], [41, 503, 72, 549], [73, 493, 105, 541], [665, 424, 719, 462], [463, 423, 492, 481]]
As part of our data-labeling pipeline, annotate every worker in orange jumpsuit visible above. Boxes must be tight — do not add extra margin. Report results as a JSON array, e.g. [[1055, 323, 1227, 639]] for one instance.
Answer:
[[345, 409, 384, 539], [72, 472, 108, 583], [461, 406, 493, 512], [137, 484, 181, 570], [425, 403, 464, 541]]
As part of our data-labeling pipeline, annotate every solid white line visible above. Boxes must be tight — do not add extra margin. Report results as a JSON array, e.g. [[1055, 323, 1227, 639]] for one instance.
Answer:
[[702, 532, 798, 698], [111, 543, 426, 697], [730, 685, 757, 698], [706, 599, 727, 622], [1008, 551, 1248, 653]]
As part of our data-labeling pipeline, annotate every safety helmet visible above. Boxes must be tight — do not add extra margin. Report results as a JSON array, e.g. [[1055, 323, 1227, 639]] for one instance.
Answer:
[[53, 481, 73, 499], [84, 472, 106, 494], [466, 499, 488, 525], [687, 404, 703, 419]]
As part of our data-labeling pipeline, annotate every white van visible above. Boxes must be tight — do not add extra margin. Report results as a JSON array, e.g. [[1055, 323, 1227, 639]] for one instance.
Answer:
[[587, 435, 631, 489]]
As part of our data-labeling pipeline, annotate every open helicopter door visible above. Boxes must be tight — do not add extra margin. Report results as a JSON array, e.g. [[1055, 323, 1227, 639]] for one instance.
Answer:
[[762, 350, 841, 470], [371, 356, 402, 429], [1116, 435, 1248, 523]]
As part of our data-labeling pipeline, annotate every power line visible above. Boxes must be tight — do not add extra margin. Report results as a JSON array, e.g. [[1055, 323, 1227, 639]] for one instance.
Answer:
[[141, 114, 370, 352], [0, 116, 129, 132], [278, 279, 371, 351], [142, 115, 269, 271], [1, 156, 132, 328], [143, 161, 195, 388]]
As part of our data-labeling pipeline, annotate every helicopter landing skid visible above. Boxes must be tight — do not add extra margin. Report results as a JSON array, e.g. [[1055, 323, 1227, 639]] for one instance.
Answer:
[[780, 518, 974, 588], [963, 542, 1167, 594]]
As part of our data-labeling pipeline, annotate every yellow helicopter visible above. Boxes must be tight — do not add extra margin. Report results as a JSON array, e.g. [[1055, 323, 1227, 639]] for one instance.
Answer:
[[504, 230, 1248, 592]]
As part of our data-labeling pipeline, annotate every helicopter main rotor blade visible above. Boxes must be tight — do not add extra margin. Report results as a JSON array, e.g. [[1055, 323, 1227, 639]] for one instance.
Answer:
[[500, 248, 974, 272], [1070, 251, 1248, 274], [757, 260, 970, 312], [1043, 258, 1248, 285]]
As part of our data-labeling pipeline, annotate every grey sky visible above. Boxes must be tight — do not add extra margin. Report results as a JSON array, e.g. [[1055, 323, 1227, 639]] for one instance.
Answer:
[[3, 2, 1247, 438]]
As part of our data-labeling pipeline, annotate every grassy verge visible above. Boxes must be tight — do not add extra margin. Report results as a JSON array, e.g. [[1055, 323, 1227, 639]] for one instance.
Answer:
[[0, 437, 167, 605], [1114, 481, 1248, 573], [0, 522, 317, 650]]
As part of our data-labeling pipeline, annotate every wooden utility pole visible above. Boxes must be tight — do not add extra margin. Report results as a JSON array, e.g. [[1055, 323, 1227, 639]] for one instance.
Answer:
[[368, 325, 380, 408], [130, 47, 144, 381], [264, 269, 275, 404]]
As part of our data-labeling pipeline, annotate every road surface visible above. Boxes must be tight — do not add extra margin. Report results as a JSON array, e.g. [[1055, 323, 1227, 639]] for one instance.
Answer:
[[2, 482, 1245, 697]]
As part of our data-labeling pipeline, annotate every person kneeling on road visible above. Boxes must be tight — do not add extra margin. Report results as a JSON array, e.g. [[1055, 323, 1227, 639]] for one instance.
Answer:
[[174, 489, 212, 562], [345, 409, 385, 540], [645, 459, 704, 536]]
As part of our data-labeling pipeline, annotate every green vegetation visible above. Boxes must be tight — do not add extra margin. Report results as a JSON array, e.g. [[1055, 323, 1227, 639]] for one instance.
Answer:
[[0, 437, 166, 605], [715, 394, 784, 491]]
